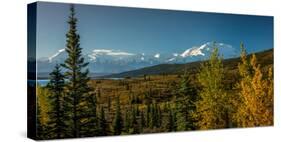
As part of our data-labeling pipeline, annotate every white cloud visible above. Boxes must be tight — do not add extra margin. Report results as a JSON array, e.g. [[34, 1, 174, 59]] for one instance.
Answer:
[[92, 49, 135, 56], [92, 49, 112, 53], [88, 49, 135, 61], [154, 53, 160, 58]]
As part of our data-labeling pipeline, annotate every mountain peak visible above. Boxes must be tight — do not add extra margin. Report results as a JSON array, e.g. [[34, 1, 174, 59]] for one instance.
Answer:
[[154, 53, 160, 58], [48, 48, 65, 63], [180, 42, 237, 58]]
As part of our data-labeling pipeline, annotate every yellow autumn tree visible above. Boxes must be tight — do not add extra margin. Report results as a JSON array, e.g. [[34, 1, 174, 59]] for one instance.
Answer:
[[36, 85, 51, 126], [36, 85, 52, 139], [234, 43, 273, 127], [195, 43, 231, 130]]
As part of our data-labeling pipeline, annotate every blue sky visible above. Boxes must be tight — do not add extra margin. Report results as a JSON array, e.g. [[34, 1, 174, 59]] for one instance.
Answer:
[[36, 2, 273, 58]]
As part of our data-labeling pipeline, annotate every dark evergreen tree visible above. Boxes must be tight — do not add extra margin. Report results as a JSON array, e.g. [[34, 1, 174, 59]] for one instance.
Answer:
[[176, 72, 197, 131], [107, 96, 111, 112], [131, 105, 137, 127], [148, 103, 154, 129], [98, 106, 107, 136], [156, 104, 162, 128], [61, 5, 96, 137], [113, 96, 123, 135], [79, 93, 98, 137], [46, 64, 66, 138], [123, 109, 130, 133], [163, 102, 169, 112], [135, 105, 140, 116], [131, 105, 139, 134], [36, 100, 45, 139], [168, 107, 176, 132], [145, 104, 150, 128], [147, 101, 161, 129], [140, 110, 145, 132], [175, 103, 185, 131]]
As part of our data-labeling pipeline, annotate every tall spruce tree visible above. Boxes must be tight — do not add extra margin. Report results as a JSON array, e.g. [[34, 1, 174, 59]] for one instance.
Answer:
[[140, 110, 145, 132], [98, 106, 107, 136], [123, 108, 131, 133], [175, 102, 186, 131], [113, 96, 123, 135], [46, 64, 66, 138], [176, 71, 197, 131], [145, 104, 150, 128], [131, 105, 139, 134], [160, 103, 173, 132], [168, 107, 176, 131], [148, 103, 155, 129], [107, 96, 111, 112], [80, 92, 98, 137], [156, 104, 162, 127], [61, 5, 96, 137]]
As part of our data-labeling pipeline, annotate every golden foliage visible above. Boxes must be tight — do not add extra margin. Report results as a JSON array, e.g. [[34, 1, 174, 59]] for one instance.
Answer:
[[36, 85, 52, 126], [234, 44, 273, 127]]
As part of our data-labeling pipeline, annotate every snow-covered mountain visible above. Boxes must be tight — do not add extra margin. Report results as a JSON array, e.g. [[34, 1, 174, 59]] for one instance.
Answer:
[[180, 42, 238, 58], [174, 42, 239, 63], [88, 49, 135, 62], [48, 48, 66, 63], [37, 42, 239, 75]]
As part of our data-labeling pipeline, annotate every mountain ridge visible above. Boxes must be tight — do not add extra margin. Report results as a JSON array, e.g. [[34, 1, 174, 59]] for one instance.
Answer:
[[101, 48, 273, 78], [37, 42, 240, 74]]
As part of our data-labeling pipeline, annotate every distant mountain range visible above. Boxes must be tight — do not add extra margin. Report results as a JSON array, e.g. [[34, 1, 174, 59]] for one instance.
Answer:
[[102, 48, 273, 78], [37, 42, 240, 77]]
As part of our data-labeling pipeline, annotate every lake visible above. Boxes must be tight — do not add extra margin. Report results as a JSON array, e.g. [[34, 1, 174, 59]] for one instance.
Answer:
[[37, 77, 124, 86], [37, 79, 50, 86]]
